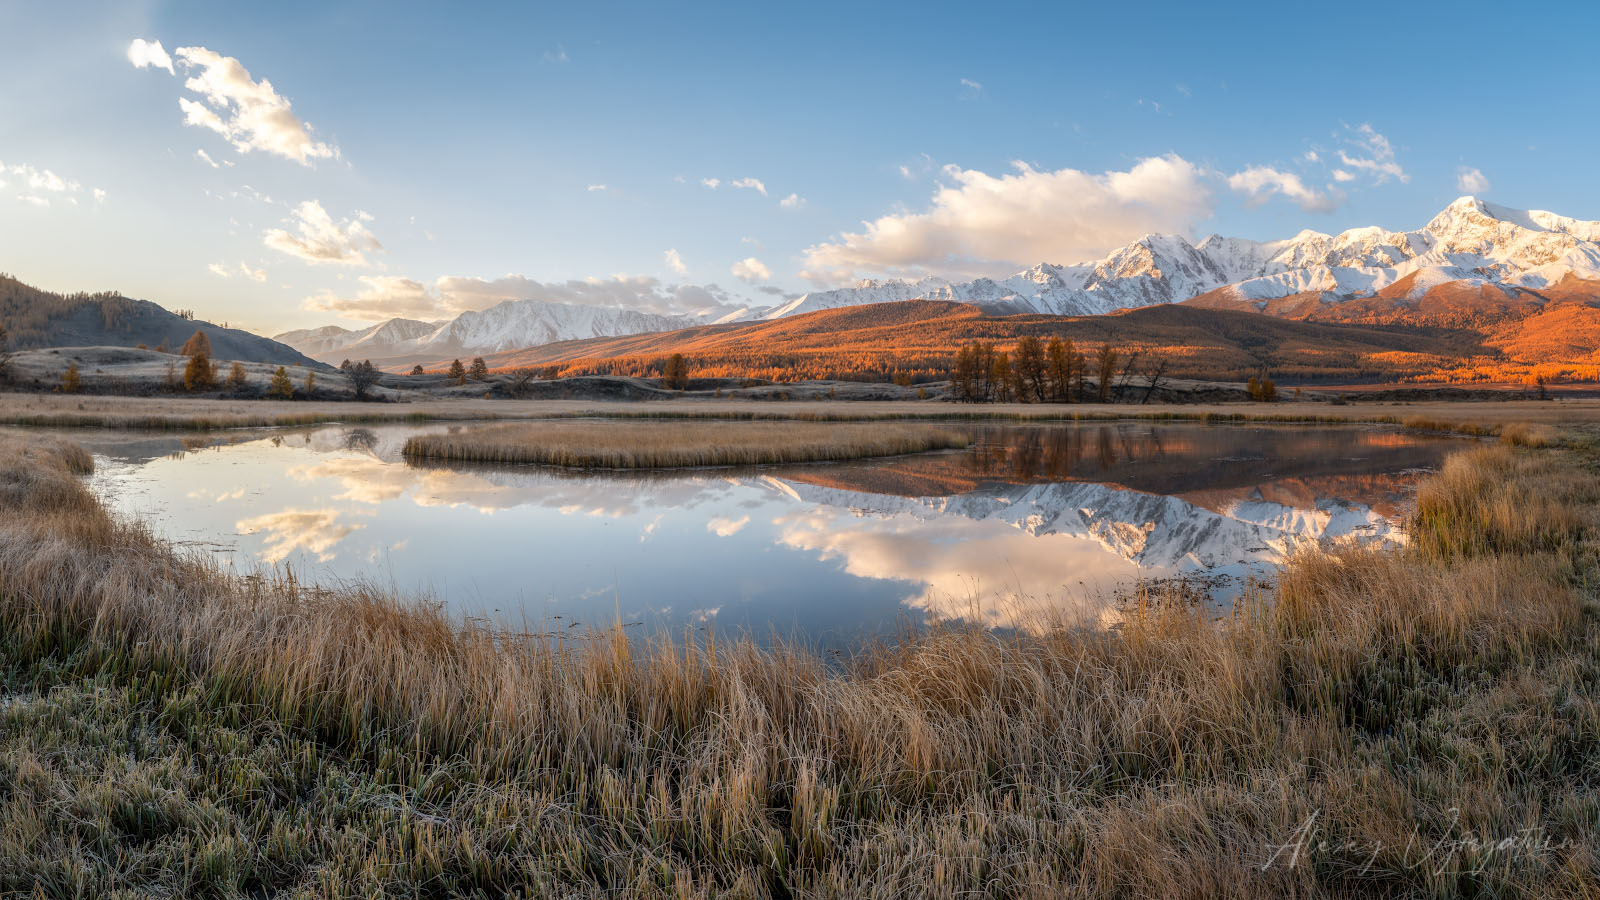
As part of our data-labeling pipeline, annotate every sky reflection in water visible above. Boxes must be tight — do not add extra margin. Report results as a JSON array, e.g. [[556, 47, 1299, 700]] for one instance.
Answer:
[[76, 421, 1462, 646]]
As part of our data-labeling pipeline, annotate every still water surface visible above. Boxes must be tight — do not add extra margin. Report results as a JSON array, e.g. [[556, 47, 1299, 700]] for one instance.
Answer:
[[68, 421, 1462, 644]]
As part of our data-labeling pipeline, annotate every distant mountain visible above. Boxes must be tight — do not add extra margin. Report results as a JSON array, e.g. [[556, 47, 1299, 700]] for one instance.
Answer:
[[752, 197, 1600, 323], [275, 299, 693, 366], [0, 274, 320, 367]]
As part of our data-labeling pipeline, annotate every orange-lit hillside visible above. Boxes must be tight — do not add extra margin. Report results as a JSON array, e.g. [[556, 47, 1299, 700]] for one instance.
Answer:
[[455, 300, 1496, 384]]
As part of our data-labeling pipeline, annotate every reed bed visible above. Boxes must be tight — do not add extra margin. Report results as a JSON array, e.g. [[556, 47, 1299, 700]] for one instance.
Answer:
[[0, 433, 1597, 896], [401, 420, 973, 468]]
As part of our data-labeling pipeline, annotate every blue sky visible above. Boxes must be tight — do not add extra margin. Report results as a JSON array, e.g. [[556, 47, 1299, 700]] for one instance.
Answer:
[[2, 0, 1597, 334]]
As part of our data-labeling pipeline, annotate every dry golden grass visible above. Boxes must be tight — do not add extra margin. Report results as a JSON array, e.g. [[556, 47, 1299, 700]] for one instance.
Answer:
[[401, 420, 971, 467], [0, 431, 1598, 896]]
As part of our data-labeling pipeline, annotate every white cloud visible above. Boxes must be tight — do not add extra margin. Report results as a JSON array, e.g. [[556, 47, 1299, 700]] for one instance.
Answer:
[[700, 177, 720, 189], [1337, 123, 1408, 184], [730, 177, 767, 195], [586, 183, 608, 192], [779, 192, 805, 209], [142, 45, 340, 165], [664, 248, 688, 275], [93, 188, 106, 203], [542, 45, 569, 63], [1456, 166, 1491, 194], [1227, 165, 1339, 213], [210, 261, 267, 281], [127, 38, 173, 74], [800, 155, 1214, 283], [1175, 83, 1192, 98], [22, 196, 49, 208], [1302, 150, 1320, 163], [1331, 169, 1355, 182], [959, 77, 983, 97], [304, 273, 744, 322], [263, 200, 381, 266], [196, 148, 221, 168], [706, 515, 749, 537], [730, 257, 771, 283]]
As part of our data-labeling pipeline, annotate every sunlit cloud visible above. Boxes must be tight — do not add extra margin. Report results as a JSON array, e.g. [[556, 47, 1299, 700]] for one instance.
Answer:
[[799, 155, 1214, 283], [131, 40, 339, 165], [1457, 166, 1490, 194], [236, 507, 365, 563], [1227, 166, 1340, 213], [209, 261, 267, 281], [730, 177, 767, 196], [264, 200, 381, 266], [126, 38, 173, 74], [664, 248, 688, 274], [730, 257, 771, 283]]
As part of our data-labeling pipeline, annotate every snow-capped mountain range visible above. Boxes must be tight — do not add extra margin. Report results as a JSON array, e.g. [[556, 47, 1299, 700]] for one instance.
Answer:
[[276, 301, 693, 366], [277, 197, 1600, 366], [748, 196, 1600, 320]]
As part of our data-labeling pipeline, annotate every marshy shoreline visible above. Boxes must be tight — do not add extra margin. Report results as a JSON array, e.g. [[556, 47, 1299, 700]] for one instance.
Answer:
[[1, 421, 1597, 896]]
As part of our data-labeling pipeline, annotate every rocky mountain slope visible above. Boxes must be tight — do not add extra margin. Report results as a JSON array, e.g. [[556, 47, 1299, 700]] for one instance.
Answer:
[[276, 300, 692, 366]]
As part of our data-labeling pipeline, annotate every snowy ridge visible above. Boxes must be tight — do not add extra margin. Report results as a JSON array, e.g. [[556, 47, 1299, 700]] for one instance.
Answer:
[[774, 478, 1397, 573], [277, 300, 691, 364], [762, 196, 1600, 318]]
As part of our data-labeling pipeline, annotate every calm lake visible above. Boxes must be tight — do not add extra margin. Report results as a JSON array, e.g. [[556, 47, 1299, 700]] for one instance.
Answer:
[[59, 421, 1463, 645]]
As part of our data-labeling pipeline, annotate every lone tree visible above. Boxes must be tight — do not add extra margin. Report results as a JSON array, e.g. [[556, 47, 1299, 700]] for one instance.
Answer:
[[409, 364, 425, 376], [347, 359, 382, 400], [663, 353, 689, 390], [303, 370, 316, 396], [183, 350, 216, 392], [226, 361, 248, 391], [509, 367, 538, 398], [468, 357, 489, 381], [448, 359, 467, 385], [178, 329, 212, 358], [268, 366, 294, 399], [60, 362, 81, 393]]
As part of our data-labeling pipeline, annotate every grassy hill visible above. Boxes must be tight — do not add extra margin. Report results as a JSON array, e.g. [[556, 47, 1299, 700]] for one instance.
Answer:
[[449, 300, 1495, 385], [0, 274, 320, 367]]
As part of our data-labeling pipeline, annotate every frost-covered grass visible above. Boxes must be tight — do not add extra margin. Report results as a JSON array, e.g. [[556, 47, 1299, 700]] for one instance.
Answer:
[[401, 420, 972, 468], [0, 434, 1598, 896]]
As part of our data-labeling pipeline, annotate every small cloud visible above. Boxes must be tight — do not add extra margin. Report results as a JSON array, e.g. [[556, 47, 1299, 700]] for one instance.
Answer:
[[196, 148, 220, 168], [730, 257, 771, 283], [1302, 150, 1320, 163], [92, 188, 107, 203], [664, 248, 687, 275], [542, 44, 569, 63], [706, 515, 749, 537], [263, 200, 381, 266], [1456, 166, 1490, 194], [1331, 169, 1354, 182], [127, 38, 173, 74], [779, 192, 805, 209], [740, 236, 762, 248], [731, 177, 766, 195], [1336, 122, 1408, 184], [586, 183, 608, 192], [1175, 83, 1191, 98], [210, 261, 267, 281], [1228, 165, 1340, 213], [959, 77, 983, 98], [700, 177, 720, 189], [22, 196, 49, 208]]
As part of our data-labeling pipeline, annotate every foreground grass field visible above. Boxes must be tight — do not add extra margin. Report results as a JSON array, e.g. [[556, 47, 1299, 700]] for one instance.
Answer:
[[1, 429, 1598, 896], [402, 420, 971, 468]]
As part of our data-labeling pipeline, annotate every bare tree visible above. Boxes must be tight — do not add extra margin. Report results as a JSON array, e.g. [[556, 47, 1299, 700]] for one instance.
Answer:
[[347, 360, 382, 400], [1138, 354, 1169, 404], [508, 367, 538, 398]]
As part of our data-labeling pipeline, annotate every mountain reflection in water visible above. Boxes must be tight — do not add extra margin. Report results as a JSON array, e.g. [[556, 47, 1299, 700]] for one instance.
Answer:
[[65, 421, 1462, 645]]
